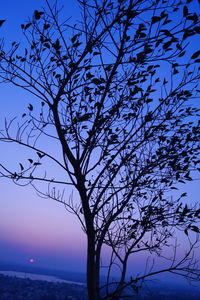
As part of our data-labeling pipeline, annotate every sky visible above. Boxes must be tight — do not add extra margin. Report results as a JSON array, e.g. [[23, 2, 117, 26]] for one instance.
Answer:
[[0, 0, 87, 273], [0, 0, 200, 286]]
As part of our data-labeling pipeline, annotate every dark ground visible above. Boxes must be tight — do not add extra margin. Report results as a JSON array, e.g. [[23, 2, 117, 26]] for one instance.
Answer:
[[0, 274, 87, 300], [0, 269, 199, 300]]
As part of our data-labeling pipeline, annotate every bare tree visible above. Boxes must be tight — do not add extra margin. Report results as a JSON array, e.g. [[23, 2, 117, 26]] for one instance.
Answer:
[[0, 0, 200, 299]]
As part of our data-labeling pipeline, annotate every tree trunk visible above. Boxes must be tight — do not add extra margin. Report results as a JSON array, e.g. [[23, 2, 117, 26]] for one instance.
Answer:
[[87, 236, 100, 300], [75, 173, 100, 299]]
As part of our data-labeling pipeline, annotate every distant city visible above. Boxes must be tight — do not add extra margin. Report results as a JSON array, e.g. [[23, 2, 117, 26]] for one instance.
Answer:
[[0, 274, 86, 300], [0, 262, 200, 300]]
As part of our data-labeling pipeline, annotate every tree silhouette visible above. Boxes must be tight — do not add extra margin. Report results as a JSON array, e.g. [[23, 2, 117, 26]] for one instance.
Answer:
[[0, 0, 200, 299]]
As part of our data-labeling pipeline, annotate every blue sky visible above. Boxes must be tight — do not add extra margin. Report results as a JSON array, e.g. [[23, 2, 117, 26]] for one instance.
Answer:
[[0, 0, 87, 273]]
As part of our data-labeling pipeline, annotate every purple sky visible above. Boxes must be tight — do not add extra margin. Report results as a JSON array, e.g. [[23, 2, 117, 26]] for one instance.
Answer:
[[0, 0, 87, 273], [0, 0, 199, 285]]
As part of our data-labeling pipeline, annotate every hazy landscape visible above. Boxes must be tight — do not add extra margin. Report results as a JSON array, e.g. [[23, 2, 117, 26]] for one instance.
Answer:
[[0, 262, 200, 300]]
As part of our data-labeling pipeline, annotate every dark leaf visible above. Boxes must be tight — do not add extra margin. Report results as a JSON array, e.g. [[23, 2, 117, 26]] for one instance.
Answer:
[[28, 104, 33, 111], [191, 50, 200, 59], [43, 23, 50, 30], [163, 41, 172, 49], [53, 39, 61, 51], [163, 78, 168, 85], [182, 204, 190, 216], [194, 26, 200, 34], [151, 16, 160, 24], [79, 113, 92, 122], [163, 19, 171, 25], [190, 225, 200, 233], [128, 10, 139, 18], [195, 209, 200, 217], [0, 20, 5, 27], [186, 13, 198, 23], [33, 162, 42, 166], [19, 163, 24, 171], [183, 29, 195, 40], [181, 192, 187, 197], [145, 112, 153, 122], [146, 98, 153, 103], [24, 23, 32, 30], [179, 51, 185, 57], [183, 5, 188, 17], [179, 180, 185, 184], [93, 52, 100, 56], [176, 43, 182, 50], [92, 78, 102, 85], [71, 34, 79, 43], [161, 29, 173, 37], [173, 68, 179, 75], [73, 41, 82, 48], [105, 65, 112, 71], [86, 72, 94, 79], [34, 10, 44, 20], [37, 152, 45, 158], [43, 42, 50, 49]]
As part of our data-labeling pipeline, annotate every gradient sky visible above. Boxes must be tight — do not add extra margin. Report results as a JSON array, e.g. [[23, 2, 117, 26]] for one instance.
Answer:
[[0, 0, 87, 273], [0, 0, 200, 285]]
